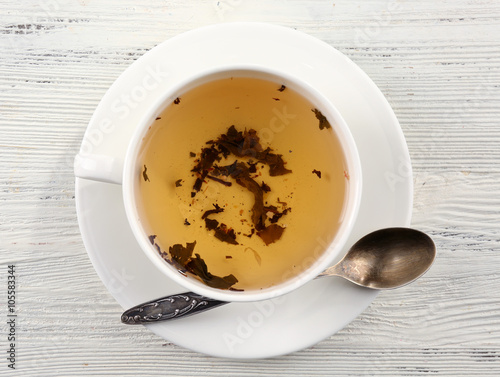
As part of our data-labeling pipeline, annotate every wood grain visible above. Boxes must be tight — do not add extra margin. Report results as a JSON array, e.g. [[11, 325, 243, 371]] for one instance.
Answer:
[[1, 0, 499, 375]]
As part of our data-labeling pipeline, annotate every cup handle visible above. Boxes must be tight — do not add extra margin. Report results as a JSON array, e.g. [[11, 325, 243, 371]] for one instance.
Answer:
[[74, 153, 124, 185]]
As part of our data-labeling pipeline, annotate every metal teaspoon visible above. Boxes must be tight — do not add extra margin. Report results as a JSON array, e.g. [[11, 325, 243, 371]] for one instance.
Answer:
[[121, 227, 436, 324]]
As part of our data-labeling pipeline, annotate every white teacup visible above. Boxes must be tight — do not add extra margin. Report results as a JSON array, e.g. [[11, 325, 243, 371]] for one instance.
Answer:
[[74, 66, 362, 302]]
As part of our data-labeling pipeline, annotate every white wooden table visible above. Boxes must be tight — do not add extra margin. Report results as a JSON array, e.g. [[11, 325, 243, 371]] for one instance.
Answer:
[[1, 0, 499, 375]]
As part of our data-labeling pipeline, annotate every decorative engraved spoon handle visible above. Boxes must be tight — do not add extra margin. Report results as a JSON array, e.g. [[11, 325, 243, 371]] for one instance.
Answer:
[[121, 292, 228, 324]]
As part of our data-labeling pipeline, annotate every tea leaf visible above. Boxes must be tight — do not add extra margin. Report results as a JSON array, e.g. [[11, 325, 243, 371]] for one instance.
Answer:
[[207, 175, 232, 187], [169, 241, 196, 267], [214, 223, 239, 245], [245, 247, 262, 266], [257, 224, 285, 245], [186, 254, 238, 289], [203, 209, 239, 245], [201, 203, 224, 219], [142, 165, 150, 182], [312, 108, 331, 130], [204, 217, 218, 230], [261, 181, 271, 193]]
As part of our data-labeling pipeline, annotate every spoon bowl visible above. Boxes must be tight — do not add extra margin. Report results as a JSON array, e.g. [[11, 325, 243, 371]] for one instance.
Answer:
[[321, 227, 436, 289]]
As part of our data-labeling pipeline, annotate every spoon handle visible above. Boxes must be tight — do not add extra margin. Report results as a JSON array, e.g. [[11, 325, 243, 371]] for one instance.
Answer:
[[121, 292, 228, 324]]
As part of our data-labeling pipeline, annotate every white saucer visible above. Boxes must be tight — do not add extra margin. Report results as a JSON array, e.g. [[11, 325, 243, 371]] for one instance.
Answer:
[[75, 22, 412, 359]]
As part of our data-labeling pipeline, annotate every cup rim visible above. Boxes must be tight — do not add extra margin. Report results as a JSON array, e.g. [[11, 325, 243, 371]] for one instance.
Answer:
[[122, 64, 362, 302]]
